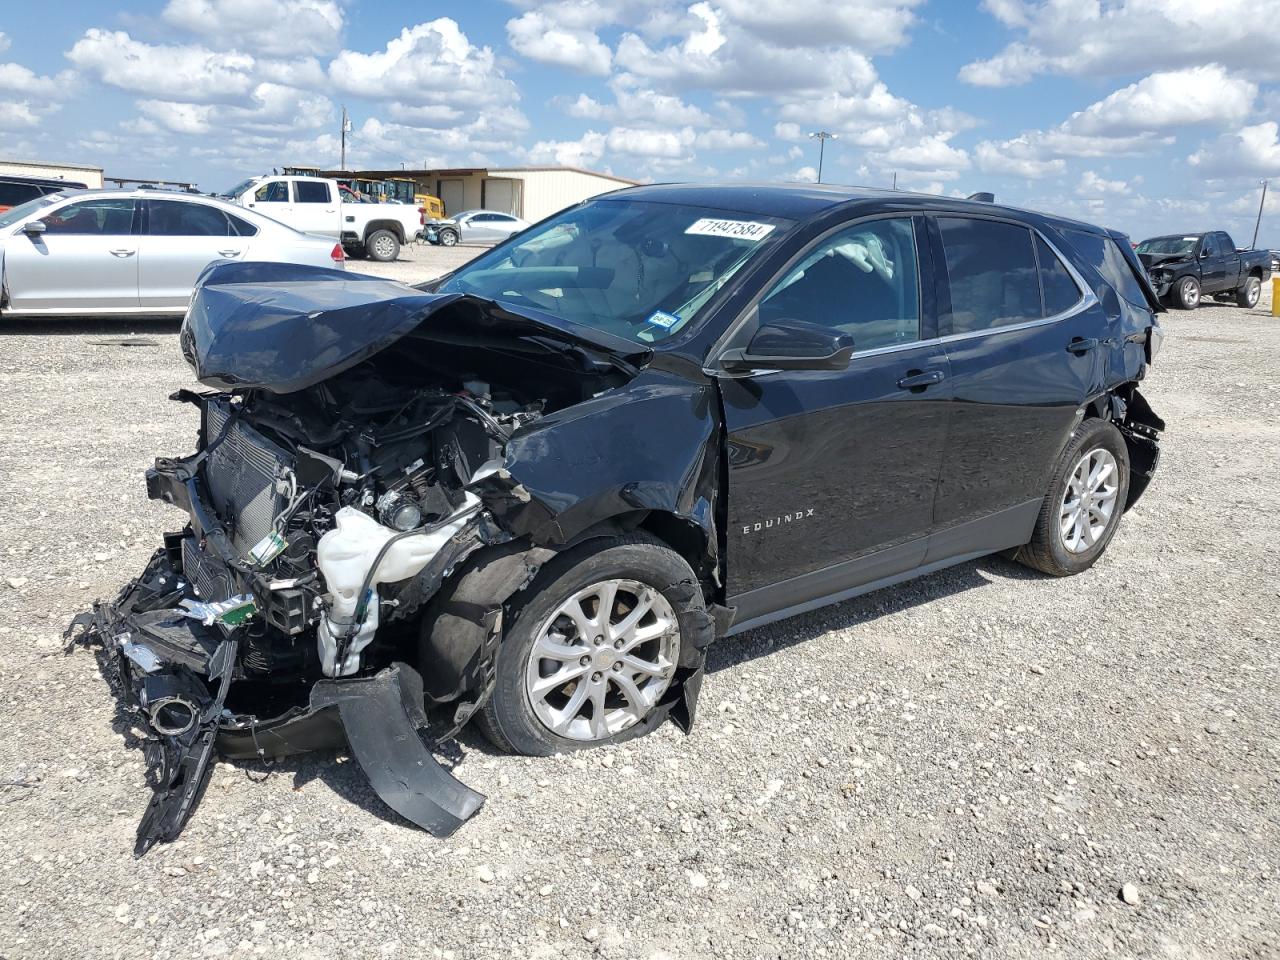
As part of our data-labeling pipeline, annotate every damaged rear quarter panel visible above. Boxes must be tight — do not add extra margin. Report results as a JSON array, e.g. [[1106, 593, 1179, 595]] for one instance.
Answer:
[[486, 362, 722, 565]]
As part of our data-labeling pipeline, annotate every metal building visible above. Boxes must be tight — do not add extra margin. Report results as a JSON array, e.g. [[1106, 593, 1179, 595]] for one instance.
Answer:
[[0, 158, 104, 188], [312, 165, 638, 221]]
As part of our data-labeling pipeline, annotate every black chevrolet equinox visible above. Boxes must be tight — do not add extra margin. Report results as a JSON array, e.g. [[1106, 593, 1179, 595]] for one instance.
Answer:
[[74, 183, 1165, 850]]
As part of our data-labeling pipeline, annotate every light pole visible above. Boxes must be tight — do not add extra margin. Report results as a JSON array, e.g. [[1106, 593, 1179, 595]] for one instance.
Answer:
[[1251, 178, 1269, 250], [340, 106, 352, 170], [808, 131, 836, 184]]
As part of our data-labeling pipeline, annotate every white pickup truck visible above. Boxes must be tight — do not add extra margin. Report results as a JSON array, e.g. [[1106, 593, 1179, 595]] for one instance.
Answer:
[[221, 175, 420, 262]]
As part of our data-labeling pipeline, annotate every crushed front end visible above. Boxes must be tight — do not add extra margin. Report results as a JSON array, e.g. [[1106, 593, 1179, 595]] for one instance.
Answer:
[[67, 261, 657, 854]]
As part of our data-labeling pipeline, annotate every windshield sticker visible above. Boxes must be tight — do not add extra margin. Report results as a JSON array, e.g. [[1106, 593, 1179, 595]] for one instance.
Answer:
[[686, 218, 775, 241], [645, 310, 681, 329]]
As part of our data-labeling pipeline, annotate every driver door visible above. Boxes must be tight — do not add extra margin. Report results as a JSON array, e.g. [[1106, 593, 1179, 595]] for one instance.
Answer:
[[716, 216, 952, 624]]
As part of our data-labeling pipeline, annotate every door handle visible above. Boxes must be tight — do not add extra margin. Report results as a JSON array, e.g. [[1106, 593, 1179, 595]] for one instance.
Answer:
[[109, 248, 136, 257], [218, 249, 243, 257], [897, 369, 945, 391], [1066, 337, 1099, 354]]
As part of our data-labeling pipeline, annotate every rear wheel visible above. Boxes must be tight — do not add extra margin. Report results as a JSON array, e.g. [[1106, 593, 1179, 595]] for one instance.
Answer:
[[1236, 276, 1261, 308], [1175, 276, 1200, 309], [366, 229, 400, 262], [1016, 418, 1130, 577], [477, 536, 702, 756]]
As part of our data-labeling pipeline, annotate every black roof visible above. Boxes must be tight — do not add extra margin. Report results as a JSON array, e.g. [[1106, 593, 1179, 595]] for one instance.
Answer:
[[603, 181, 1110, 236]]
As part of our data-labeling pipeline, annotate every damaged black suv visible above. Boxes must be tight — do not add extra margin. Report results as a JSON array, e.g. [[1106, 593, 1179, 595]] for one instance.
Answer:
[[73, 184, 1165, 852]]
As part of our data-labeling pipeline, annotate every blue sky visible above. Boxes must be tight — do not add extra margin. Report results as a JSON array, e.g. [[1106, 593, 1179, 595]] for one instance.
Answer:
[[2, 0, 1278, 246]]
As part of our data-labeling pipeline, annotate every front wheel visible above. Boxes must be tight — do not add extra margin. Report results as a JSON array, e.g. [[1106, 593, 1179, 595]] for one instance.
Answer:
[[366, 229, 400, 262], [1175, 276, 1200, 309], [438, 228, 459, 247], [1236, 276, 1261, 308], [1015, 418, 1131, 577], [477, 536, 703, 756]]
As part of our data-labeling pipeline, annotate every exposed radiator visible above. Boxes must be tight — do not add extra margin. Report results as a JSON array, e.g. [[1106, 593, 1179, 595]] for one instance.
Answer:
[[182, 536, 232, 602], [203, 401, 292, 556]]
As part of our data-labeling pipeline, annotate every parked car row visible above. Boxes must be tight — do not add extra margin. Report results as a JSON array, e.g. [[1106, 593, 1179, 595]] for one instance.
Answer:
[[0, 189, 343, 317], [1136, 230, 1272, 309]]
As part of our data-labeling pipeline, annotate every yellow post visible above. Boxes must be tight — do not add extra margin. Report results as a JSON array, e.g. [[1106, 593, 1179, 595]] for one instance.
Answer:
[[1273, 277, 1280, 317]]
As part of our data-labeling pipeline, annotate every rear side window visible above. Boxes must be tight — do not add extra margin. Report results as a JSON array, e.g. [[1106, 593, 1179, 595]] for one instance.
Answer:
[[295, 180, 331, 204], [149, 200, 239, 237], [1035, 235, 1083, 316], [1064, 230, 1149, 308], [937, 218, 1041, 334]]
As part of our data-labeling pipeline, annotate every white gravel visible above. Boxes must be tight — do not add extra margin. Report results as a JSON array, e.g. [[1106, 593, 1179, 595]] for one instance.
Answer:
[[0, 253, 1277, 959]]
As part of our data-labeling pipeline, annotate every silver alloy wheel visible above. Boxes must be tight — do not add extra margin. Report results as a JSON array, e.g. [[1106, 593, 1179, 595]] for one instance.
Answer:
[[440, 230, 458, 246], [372, 235, 396, 259], [1244, 278, 1260, 306], [524, 579, 679, 742], [1181, 278, 1200, 308], [1059, 447, 1120, 554]]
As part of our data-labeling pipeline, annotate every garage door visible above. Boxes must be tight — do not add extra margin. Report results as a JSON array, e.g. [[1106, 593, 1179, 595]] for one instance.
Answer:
[[438, 179, 464, 216], [482, 178, 519, 216]]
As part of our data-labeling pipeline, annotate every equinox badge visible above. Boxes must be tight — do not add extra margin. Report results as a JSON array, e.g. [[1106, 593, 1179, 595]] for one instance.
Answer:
[[743, 508, 816, 535]]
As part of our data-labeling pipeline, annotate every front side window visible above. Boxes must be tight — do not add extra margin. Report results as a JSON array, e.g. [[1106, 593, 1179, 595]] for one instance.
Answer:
[[149, 200, 239, 237], [0, 194, 59, 229], [255, 181, 290, 203], [938, 217, 1041, 334], [758, 217, 920, 351], [436, 199, 790, 344], [41, 198, 137, 235], [295, 181, 331, 204]]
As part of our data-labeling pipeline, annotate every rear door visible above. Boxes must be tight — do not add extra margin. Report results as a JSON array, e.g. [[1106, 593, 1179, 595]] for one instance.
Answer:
[[291, 179, 339, 237], [3, 196, 141, 312], [718, 215, 952, 622], [138, 199, 253, 310], [928, 216, 1105, 559]]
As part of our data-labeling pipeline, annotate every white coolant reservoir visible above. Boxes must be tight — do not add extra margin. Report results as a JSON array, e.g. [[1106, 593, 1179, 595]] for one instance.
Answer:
[[315, 496, 479, 676]]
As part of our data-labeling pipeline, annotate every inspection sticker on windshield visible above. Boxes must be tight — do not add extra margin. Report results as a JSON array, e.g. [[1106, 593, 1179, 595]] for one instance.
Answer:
[[645, 310, 681, 329], [685, 218, 775, 241]]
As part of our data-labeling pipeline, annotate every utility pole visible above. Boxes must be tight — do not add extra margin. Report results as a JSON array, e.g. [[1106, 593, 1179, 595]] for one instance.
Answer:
[[1251, 178, 1269, 249], [340, 106, 352, 170], [892, 172, 897, 190], [808, 131, 836, 183]]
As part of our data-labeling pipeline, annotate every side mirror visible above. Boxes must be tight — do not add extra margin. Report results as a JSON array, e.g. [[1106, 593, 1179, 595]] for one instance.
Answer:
[[719, 319, 855, 373], [23, 219, 47, 236], [1199, 247, 1212, 258]]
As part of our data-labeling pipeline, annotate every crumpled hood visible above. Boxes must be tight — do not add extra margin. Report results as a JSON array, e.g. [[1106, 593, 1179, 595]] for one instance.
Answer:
[[181, 261, 650, 394]]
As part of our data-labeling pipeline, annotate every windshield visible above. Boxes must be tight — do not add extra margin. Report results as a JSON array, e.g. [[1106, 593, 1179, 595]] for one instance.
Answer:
[[1136, 236, 1197, 257], [220, 178, 258, 199], [436, 199, 790, 343], [0, 194, 60, 230]]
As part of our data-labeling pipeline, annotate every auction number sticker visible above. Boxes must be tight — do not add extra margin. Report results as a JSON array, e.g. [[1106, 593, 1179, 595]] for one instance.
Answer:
[[685, 218, 776, 241], [645, 310, 681, 329]]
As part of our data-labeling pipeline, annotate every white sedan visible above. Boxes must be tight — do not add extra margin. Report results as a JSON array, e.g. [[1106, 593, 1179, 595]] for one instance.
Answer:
[[0, 189, 345, 317]]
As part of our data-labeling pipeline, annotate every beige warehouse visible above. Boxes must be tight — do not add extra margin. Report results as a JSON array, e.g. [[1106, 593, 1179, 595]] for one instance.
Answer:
[[316, 165, 638, 223], [0, 158, 104, 188]]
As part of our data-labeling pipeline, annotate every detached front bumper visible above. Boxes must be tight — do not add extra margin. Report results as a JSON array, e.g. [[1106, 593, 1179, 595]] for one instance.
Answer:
[[67, 541, 485, 856]]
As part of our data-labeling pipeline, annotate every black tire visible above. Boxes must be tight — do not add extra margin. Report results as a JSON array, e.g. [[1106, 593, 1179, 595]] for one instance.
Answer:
[[1236, 276, 1261, 308], [1015, 418, 1131, 577], [439, 228, 459, 247], [477, 534, 705, 756], [366, 229, 400, 262], [1175, 276, 1200, 309]]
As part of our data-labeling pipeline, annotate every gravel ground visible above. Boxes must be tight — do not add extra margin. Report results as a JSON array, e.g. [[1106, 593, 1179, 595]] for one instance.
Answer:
[[0, 250, 1277, 960]]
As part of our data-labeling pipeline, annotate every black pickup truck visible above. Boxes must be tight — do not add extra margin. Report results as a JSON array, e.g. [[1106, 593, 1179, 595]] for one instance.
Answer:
[[1136, 231, 1271, 309]]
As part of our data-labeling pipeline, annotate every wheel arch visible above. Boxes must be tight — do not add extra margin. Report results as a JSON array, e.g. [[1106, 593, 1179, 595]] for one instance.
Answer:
[[363, 219, 405, 243], [1083, 383, 1163, 510]]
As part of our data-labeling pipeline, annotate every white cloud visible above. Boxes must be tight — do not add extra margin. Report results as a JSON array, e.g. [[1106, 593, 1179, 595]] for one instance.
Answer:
[[715, 0, 921, 52], [0, 32, 9, 54], [0, 62, 68, 97], [1189, 122, 1280, 180], [0, 101, 40, 129], [1077, 170, 1129, 196], [138, 100, 214, 135], [605, 125, 695, 158], [66, 29, 256, 103], [138, 83, 331, 136], [525, 131, 608, 167], [960, 0, 1280, 86], [872, 134, 970, 176], [507, 9, 612, 75], [1063, 66, 1255, 136], [695, 128, 763, 150], [789, 165, 818, 182], [328, 20, 517, 109], [973, 138, 1066, 178], [562, 80, 715, 127], [162, 0, 344, 56]]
